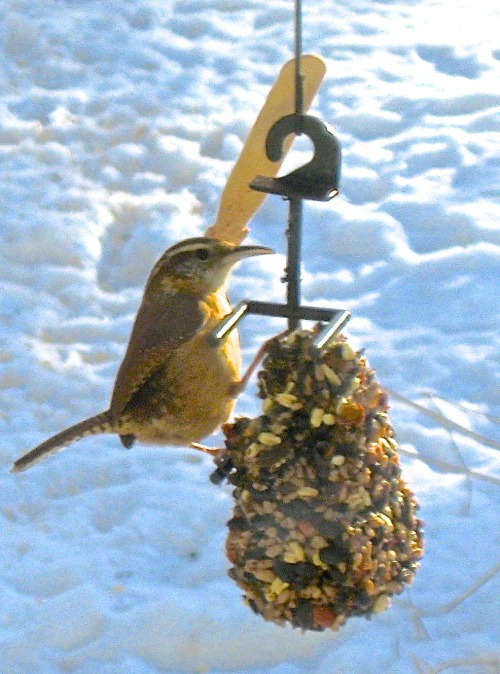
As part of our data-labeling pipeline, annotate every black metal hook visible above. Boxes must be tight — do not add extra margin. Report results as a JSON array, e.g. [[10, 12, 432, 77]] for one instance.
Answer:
[[250, 114, 342, 201]]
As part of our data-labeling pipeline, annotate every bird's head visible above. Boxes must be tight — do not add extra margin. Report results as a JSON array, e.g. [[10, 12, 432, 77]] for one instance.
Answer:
[[146, 237, 274, 296]]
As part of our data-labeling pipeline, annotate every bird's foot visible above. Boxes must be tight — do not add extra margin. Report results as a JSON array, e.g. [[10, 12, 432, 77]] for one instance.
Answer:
[[229, 329, 290, 397], [190, 442, 223, 457]]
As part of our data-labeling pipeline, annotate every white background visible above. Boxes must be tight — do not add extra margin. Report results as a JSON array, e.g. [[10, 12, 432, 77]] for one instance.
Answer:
[[0, 1, 499, 672]]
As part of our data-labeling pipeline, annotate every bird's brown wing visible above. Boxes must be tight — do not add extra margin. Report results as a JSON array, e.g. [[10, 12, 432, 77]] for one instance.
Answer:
[[110, 292, 205, 420]]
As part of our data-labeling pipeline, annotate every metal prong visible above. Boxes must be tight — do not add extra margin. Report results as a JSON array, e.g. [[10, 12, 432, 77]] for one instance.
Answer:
[[312, 309, 351, 352], [207, 301, 249, 347]]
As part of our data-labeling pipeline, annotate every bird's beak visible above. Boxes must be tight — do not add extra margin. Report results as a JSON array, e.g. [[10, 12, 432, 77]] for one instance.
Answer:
[[226, 244, 275, 263]]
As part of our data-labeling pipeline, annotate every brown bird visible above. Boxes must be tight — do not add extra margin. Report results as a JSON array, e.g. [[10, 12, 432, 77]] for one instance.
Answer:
[[12, 237, 273, 473]]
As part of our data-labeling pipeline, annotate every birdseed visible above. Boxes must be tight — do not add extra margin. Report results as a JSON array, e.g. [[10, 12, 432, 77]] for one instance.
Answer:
[[212, 327, 424, 632]]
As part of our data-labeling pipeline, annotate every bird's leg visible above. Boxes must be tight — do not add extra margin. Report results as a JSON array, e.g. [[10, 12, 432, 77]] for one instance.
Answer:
[[229, 330, 290, 397]]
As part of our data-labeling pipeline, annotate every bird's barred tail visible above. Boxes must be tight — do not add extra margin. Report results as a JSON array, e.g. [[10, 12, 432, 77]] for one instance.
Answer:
[[11, 411, 115, 473]]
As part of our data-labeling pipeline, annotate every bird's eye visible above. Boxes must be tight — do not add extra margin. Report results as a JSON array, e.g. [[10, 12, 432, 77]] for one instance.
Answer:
[[195, 248, 210, 261]]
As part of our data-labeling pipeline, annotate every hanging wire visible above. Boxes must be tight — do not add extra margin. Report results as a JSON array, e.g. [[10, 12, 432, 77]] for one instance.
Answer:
[[294, 0, 304, 119]]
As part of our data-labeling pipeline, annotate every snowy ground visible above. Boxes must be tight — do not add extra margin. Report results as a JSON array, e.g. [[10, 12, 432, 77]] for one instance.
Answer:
[[1, 1, 499, 673]]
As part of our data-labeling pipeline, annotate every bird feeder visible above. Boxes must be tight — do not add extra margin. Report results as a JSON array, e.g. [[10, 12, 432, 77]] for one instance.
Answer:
[[208, 0, 424, 632]]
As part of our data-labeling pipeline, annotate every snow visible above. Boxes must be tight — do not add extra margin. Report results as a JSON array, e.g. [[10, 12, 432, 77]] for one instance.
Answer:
[[0, 0, 499, 672]]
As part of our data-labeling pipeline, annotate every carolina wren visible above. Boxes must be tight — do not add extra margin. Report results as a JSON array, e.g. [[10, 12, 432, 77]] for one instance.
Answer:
[[12, 237, 273, 473]]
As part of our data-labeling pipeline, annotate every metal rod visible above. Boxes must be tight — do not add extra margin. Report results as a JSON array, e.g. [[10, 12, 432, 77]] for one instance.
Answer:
[[286, 198, 302, 330], [206, 300, 249, 346], [313, 309, 352, 351], [207, 300, 351, 346], [285, 0, 305, 331], [246, 300, 343, 322]]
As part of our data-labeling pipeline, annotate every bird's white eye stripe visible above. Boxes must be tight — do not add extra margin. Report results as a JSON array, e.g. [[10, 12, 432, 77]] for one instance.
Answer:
[[164, 243, 217, 260], [166, 238, 221, 256], [151, 243, 211, 271]]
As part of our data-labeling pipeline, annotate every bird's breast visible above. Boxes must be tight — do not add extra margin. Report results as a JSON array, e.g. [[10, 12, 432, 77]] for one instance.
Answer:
[[128, 290, 241, 445]]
